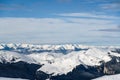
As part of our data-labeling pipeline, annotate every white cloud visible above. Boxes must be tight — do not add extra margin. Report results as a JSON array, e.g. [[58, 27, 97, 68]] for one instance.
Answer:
[[100, 3, 120, 11], [0, 16, 119, 44], [65, 18, 113, 25], [57, 12, 119, 19], [102, 3, 120, 9], [0, 17, 116, 34]]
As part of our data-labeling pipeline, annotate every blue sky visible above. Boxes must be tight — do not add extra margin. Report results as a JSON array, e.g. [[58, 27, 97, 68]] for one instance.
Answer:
[[0, 0, 120, 45]]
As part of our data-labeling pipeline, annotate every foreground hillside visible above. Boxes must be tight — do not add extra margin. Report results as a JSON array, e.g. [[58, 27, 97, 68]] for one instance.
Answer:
[[0, 43, 120, 80], [93, 74, 120, 80]]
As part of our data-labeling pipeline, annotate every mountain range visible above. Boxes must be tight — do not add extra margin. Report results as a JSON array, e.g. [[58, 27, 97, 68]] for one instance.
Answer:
[[0, 43, 120, 80]]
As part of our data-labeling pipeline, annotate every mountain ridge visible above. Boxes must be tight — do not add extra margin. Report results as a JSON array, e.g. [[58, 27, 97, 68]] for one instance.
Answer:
[[0, 43, 120, 80]]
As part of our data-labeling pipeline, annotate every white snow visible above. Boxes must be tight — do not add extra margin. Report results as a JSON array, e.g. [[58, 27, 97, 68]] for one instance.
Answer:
[[28, 52, 63, 64], [0, 43, 90, 52], [0, 77, 28, 80], [0, 51, 36, 64], [0, 43, 120, 51], [0, 43, 120, 76], [37, 48, 112, 75], [0, 45, 4, 49], [93, 74, 120, 80]]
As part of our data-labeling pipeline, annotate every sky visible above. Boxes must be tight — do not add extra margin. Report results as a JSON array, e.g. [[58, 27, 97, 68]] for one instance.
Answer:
[[0, 0, 120, 45]]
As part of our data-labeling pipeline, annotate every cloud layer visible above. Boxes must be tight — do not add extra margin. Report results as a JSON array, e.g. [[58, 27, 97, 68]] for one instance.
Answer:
[[57, 12, 119, 19], [0, 12, 119, 45]]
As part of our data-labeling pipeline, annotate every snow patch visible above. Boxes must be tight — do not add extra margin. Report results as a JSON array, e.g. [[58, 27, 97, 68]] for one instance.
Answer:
[[0, 77, 28, 80], [93, 74, 120, 80]]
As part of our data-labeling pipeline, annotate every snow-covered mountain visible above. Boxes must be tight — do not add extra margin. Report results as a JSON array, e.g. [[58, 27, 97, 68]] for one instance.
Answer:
[[0, 43, 90, 54], [0, 43, 120, 54], [93, 74, 120, 80], [35, 48, 111, 75], [0, 43, 120, 80]]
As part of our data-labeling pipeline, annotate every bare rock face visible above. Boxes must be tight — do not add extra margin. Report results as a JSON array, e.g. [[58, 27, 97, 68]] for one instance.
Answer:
[[111, 49, 120, 54], [102, 56, 120, 75]]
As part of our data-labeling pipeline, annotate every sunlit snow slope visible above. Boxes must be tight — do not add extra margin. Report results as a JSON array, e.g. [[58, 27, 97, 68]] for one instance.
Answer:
[[93, 74, 120, 80]]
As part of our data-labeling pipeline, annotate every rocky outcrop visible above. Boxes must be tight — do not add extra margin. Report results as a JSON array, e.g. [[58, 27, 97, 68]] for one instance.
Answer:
[[111, 48, 120, 54], [102, 56, 120, 75]]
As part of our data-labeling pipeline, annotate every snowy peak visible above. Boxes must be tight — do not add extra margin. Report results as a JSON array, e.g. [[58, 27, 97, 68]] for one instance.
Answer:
[[85, 48, 111, 63], [0, 51, 36, 64], [37, 48, 113, 75]]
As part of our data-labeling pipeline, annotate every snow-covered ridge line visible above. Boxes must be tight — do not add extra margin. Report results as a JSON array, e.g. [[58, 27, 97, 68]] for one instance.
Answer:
[[0, 43, 120, 54], [0, 43, 90, 50], [0, 43, 90, 54]]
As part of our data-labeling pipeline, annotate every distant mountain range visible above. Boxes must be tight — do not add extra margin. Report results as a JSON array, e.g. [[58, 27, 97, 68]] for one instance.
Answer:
[[0, 43, 120, 80]]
